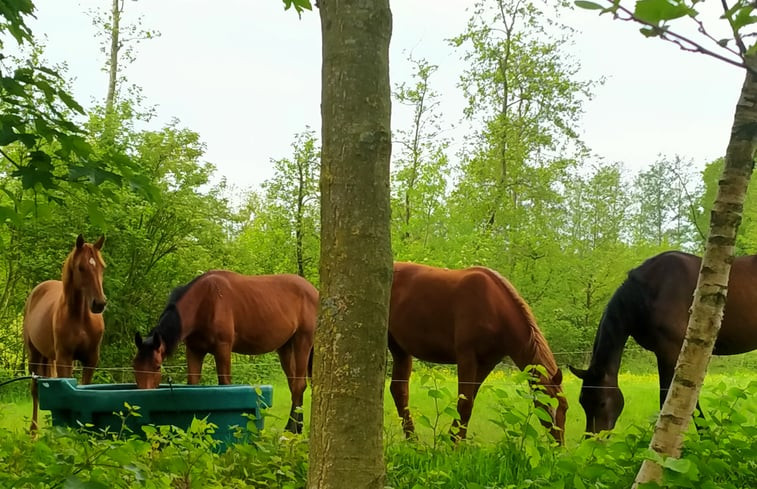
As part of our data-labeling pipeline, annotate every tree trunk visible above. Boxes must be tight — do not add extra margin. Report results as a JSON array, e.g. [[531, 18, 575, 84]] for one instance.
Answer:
[[105, 0, 121, 113], [634, 58, 757, 486], [307, 1, 393, 488]]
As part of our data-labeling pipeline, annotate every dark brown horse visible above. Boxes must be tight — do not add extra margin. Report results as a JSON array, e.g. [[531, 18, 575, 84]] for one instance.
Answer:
[[23, 234, 107, 431], [570, 251, 757, 434], [389, 262, 567, 443], [133, 270, 318, 433]]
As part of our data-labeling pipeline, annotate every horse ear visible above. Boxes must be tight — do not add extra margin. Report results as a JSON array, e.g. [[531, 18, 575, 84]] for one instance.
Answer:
[[135, 332, 143, 348], [568, 365, 588, 379], [76, 234, 85, 249], [94, 235, 105, 250], [552, 368, 563, 385], [153, 332, 163, 351]]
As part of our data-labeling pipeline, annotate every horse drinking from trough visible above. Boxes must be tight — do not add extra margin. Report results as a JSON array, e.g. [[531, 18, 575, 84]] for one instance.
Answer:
[[23, 234, 107, 432], [570, 251, 757, 435], [133, 270, 318, 433], [389, 262, 567, 443]]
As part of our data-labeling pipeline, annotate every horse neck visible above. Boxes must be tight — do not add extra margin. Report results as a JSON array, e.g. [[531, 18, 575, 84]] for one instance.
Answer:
[[60, 263, 89, 320], [587, 308, 630, 379]]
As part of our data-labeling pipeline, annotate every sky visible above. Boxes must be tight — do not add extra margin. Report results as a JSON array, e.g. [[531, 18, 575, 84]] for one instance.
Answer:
[[24, 0, 745, 193]]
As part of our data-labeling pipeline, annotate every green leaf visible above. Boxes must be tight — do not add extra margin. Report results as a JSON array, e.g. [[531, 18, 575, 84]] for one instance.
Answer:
[[575, 1, 605, 10], [87, 202, 106, 228], [282, 0, 312, 14], [663, 456, 696, 476], [635, 0, 692, 24], [639, 26, 660, 37], [63, 476, 110, 489], [0, 206, 21, 225], [58, 90, 85, 115]]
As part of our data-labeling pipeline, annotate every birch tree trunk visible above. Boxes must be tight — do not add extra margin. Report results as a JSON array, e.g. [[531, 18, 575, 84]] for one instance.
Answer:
[[105, 0, 121, 113], [634, 56, 757, 486], [307, 1, 393, 488]]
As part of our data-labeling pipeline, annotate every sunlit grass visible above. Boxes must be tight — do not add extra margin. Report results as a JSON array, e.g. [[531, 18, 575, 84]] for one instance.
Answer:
[[2, 365, 756, 448]]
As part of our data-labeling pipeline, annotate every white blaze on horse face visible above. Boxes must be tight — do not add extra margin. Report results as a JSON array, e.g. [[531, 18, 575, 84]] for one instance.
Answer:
[[89, 257, 96, 267]]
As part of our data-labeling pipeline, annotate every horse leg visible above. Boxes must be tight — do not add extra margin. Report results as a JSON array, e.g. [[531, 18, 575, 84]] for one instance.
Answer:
[[288, 332, 312, 433], [186, 347, 206, 385], [453, 354, 484, 442], [81, 349, 100, 385], [54, 351, 74, 379], [277, 340, 302, 433], [27, 345, 44, 434], [388, 339, 414, 438], [213, 343, 233, 385]]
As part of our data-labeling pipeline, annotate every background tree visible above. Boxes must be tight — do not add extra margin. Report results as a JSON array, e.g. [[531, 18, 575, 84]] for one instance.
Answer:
[[391, 56, 449, 259], [260, 129, 320, 279], [308, 0, 393, 488]]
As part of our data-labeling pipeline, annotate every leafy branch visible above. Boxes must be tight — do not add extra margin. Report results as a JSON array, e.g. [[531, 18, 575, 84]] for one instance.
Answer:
[[576, 0, 757, 71]]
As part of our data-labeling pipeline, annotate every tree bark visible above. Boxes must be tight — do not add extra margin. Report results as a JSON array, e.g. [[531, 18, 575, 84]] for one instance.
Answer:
[[307, 1, 393, 489], [634, 57, 757, 486], [105, 0, 121, 113]]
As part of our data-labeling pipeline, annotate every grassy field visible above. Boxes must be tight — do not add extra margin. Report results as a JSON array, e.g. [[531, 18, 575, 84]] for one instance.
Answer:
[[2, 364, 754, 446]]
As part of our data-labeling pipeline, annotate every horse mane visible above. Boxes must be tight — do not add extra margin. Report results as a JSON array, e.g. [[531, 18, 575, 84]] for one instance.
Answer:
[[476, 267, 559, 379], [587, 272, 645, 372], [150, 273, 208, 355]]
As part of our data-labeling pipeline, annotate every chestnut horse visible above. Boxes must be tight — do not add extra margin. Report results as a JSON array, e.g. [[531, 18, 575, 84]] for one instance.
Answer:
[[133, 270, 318, 433], [23, 234, 107, 431], [570, 251, 757, 434], [389, 262, 567, 443]]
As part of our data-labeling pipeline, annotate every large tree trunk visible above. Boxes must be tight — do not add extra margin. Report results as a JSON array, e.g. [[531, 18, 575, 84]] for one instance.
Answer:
[[634, 58, 757, 486], [307, 1, 393, 489]]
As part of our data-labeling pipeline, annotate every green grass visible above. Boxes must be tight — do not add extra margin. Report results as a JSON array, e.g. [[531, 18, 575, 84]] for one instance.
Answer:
[[4, 366, 755, 446]]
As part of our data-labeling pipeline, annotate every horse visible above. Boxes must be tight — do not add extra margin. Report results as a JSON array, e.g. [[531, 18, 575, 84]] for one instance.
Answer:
[[569, 251, 757, 435], [23, 234, 107, 432], [132, 270, 318, 433], [389, 262, 567, 444]]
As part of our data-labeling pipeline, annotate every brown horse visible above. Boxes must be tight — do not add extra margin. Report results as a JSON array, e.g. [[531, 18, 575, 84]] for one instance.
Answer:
[[133, 270, 318, 433], [389, 262, 567, 443], [569, 251, 757, 435], [23, 234, 107, 431]]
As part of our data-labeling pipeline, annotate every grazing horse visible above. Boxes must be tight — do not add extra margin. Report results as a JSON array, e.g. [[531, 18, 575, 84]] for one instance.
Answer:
[[23, 234, 107, 431], [132, 270, 318, 433], [389, 262, 567, 443], [570, 251, 757, 435]]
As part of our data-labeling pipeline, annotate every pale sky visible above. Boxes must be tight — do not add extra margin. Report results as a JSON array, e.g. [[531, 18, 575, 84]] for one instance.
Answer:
[[25, 1, 745, 193]]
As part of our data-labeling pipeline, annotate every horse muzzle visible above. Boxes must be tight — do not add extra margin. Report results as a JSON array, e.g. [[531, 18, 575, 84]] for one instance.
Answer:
[[91, 299, 107, 314]]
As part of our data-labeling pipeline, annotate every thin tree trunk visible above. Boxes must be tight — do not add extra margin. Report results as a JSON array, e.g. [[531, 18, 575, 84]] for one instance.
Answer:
[[634, 58, 757, 486], [105, 0, 121, 113], [307, 0, 393, 488]]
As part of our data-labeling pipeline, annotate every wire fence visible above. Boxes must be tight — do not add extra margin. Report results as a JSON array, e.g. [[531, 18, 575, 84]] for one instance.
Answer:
[[2, 347, 757, 396]]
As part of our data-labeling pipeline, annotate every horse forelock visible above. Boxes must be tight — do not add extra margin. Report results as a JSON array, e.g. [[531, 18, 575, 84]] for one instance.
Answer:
[[61, 244, 106, 283], [477, 266, 560, 382]]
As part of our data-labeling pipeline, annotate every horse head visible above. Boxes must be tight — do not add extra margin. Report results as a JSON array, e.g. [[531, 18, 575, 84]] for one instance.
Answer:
[[69, 234, 107, 313], [133, 332, 166, 389], [568, 365, 624, 435]]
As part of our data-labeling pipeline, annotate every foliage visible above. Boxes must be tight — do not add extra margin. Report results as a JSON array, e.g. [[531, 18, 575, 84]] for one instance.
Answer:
[[2, 372, 757, 487]]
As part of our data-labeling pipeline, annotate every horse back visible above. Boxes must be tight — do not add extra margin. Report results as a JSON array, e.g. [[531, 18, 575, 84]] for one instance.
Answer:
[[179, 271, 318, 354], [627, 251, 757, 354], [390, 263, 530, 362]]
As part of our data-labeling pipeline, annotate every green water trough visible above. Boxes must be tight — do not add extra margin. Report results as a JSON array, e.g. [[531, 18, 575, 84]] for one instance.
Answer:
[[37, 378, 273, 447]]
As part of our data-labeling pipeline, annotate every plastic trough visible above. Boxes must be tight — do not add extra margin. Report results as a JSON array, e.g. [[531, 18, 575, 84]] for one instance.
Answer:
[[37, 378, 273, 447]]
